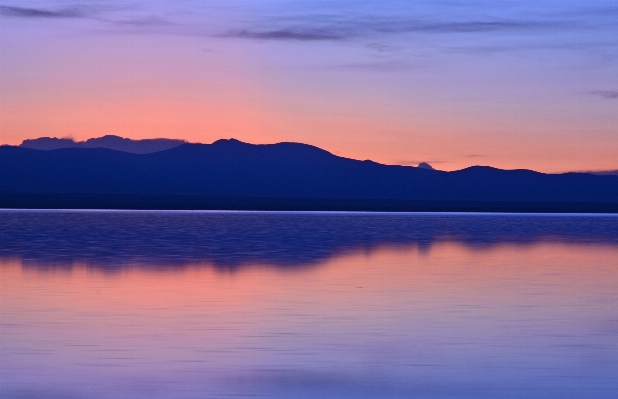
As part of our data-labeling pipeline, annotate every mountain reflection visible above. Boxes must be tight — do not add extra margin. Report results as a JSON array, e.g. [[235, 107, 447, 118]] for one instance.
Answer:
[[1, 211, 617, 270]]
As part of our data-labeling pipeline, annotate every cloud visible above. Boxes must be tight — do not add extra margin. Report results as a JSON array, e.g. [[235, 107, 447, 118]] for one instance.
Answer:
[[0, 389, 87, 399], [222, 28, 344, 41], [589, 90, 618, 99], [366, 42, 402, 52], [445, 40, 618, 56], [112, 16, 176, 28], [373, 20, 557, 34], [218, 17, 574, 42], [0, 5, 86, 18]]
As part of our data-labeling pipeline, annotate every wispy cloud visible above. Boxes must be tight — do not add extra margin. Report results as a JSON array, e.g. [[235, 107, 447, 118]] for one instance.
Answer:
[[589, 90, 618, 99], [112, 16, 176, 28], [222, 28, 343, 41], [366, 42, 402, 52], [3, 3, 614, 51], [371, 19, 563, 34], [0, 5, 87, 18], [445, 40, 618, 55], [219, 17, 575, 42]]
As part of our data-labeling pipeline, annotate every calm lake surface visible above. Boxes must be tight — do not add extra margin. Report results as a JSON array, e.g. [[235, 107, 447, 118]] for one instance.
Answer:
[[1, 210, 617, 399]]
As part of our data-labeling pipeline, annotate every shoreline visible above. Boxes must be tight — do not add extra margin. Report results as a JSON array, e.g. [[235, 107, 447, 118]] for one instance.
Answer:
[[2, 193, 617, 213]]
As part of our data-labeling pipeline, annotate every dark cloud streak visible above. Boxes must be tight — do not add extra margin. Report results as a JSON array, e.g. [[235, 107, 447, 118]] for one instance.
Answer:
[[112, 16, 176, 28], [220, 18, 574, 42], [446, 41, 618, 55], [589, 90, 618, 99], [371, 20, 562, 34], [222, 28, 344, 41], [0, 5, 86, 18]]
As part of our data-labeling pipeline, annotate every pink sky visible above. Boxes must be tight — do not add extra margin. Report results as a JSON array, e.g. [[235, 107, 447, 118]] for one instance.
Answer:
[[1, 1, 617, 172]]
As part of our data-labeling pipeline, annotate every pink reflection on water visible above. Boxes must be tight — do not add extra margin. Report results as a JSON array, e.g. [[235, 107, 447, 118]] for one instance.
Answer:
[[1, 242, 618, 398]]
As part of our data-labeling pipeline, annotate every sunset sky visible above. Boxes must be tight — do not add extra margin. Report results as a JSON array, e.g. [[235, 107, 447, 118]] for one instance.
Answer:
[[1, 0, 617, 172]]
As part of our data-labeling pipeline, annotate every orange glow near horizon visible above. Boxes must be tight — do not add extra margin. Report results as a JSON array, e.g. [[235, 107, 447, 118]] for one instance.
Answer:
[[1, 3, 617, 173], [3, 97, 617, 172], [3, 73, 617, 172]]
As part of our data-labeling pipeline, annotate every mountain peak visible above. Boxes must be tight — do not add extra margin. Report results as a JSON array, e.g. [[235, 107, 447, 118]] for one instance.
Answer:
[[418, 162, 434, 170], [212, 138, 246, 146], [84, 135, 128, 144]]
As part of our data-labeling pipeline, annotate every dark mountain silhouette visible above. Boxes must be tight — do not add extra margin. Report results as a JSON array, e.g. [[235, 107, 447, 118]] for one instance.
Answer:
[[418, 162, 434, 170], [20, 135, 185, 154], [1, 138, 617, 211]]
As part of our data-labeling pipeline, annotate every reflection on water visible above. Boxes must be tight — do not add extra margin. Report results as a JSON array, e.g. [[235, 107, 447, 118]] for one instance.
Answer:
[[1, 210, 617, 270], [1, 211, 617, 398]]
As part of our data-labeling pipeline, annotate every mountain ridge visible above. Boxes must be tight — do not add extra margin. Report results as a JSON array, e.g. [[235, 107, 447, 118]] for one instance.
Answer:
[[2, 139, 617, 211], [19, 135, 186, 154]]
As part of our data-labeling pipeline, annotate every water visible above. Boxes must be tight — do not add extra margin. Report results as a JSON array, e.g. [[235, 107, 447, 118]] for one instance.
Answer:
[[1, 210, 617, 398]]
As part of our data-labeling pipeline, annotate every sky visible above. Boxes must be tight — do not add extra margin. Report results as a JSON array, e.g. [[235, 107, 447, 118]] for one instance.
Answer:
[[1, 0, 617, 172]]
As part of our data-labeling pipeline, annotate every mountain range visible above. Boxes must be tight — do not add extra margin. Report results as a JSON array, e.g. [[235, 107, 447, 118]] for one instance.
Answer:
[[20, 135, 185, 154], [2, 137, 617, 212]]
